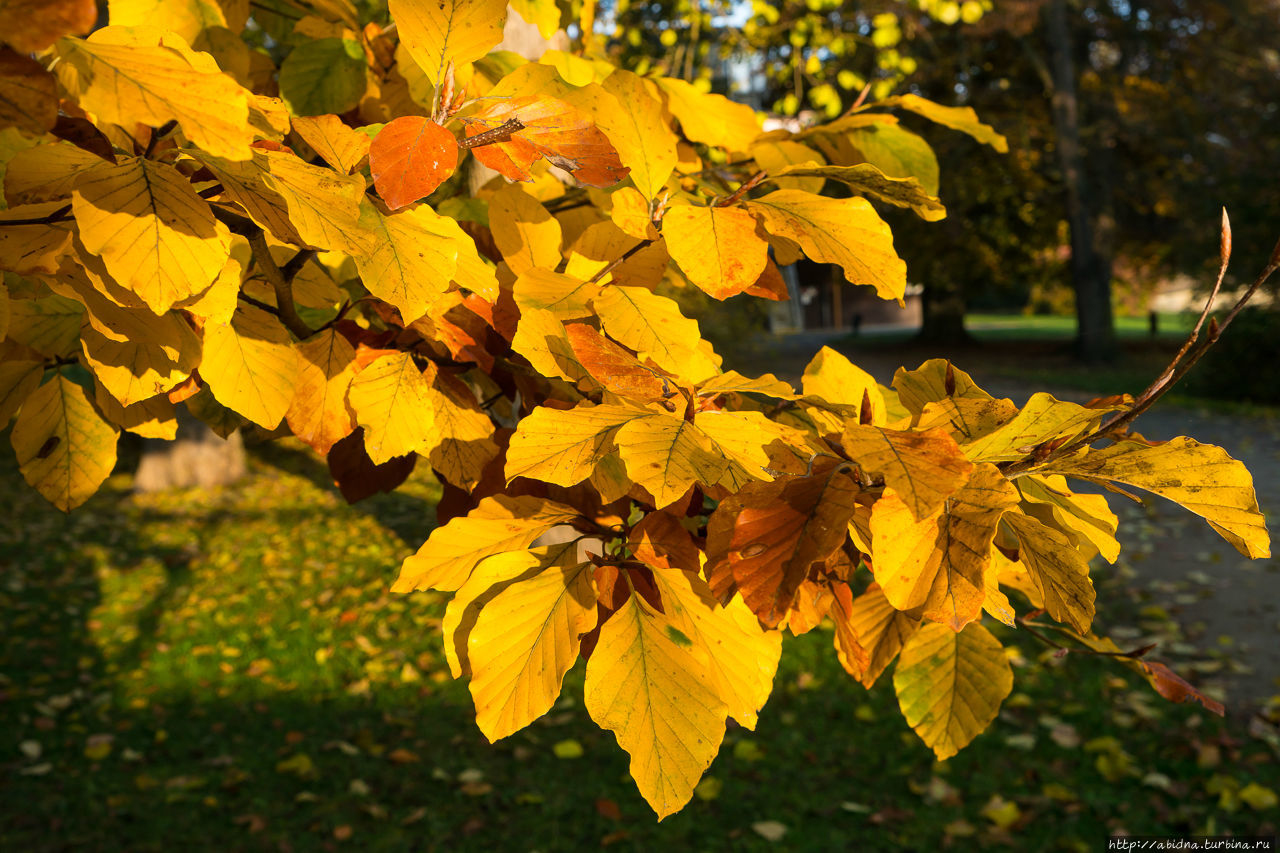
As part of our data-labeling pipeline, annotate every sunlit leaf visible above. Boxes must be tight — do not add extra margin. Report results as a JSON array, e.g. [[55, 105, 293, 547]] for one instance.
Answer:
[[489, 183, 562, 275], [596, 70, 676, 200], [10, 374, 117, 511], [843, 424, 972, 520], [593, 285, 719, 383], [391, 0, 507, 88], [464, 96, 628, 188], [286, 328, 357, 455], [0, 0, 95, 52], [354, 199, 459, 322], [765, 162, 946, 221], [656, 77, 760, 151], [663, 205, 769, 300], [1003, 511, 1095, 633], [200, 304, 300, 429], [505, 402, 648, 487], [346, 351, 436, 464], [875, 94, 1009, 152], [369, 117, 459, 210]]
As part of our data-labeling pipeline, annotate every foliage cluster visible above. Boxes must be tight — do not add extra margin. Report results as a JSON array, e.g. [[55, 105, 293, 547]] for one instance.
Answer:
[[0, 0, 1270, 819]]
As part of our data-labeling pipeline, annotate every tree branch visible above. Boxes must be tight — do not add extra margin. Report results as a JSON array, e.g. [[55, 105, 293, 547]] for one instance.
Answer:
[[247, 229, 315, 340]]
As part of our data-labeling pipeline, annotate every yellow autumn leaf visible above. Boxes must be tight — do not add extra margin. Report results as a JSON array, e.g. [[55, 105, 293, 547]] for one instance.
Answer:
[[200, 305, 300, 429], [513, 268, 599, 320], [291, 114, 372, 174], [833, 581, 920, 688], [656, 77, 760, 151], [0, 0, 96, 53], [693, 409, 797, 491], [1040, 437, 1270, 559], [346, 351, 435, 464], [615, 413, 729, 508], [801, 345, 885, 427], [596, 71, 676, 200], [4, 142, 111, 206], [1016, 474, 1120, 563], [585, 586, 728, 820], [353, 200, 459, 323], [92, 384, 177, 440], [663, 205, 769, 300], [765, 162, 947, 222], [79, 325, 196, 407], [5, 292, 83, 358], [915, 396, 1018, 445], [10, 374, 118, 511], [565, 221, 668, 289], [876, 93, 1009, 152], [593, 285, 719, 383], [423, 369, 498, 490], [489, 183, 563, 276], [894, 621, 1013, 760], [871, 463, 1017, 630], [697, 371, 797, 400], [286, 328, 357, 456], [443, 549, 544, 678], [108, 0, 227, 43], [391, 0, 507, 87], [510, 0, 561, 39], [963, 392, 1122, 463], [843, 425, 973, 520], [467, 550, 597, 741], [73, 158, 230, 314], [55, 29, 254, 161], [1002, 511, 1095, 633], [0, 202, 74, 275], [0, 353, 44, 427], [649, 568, 782, 730], [392, 495, 581, 593], [510, 307, 593, 385], [746, 190, 906, 303], [609, 187, 657, 240], [505, 402, 649, 487], [749, 139, 826, 194], [893, 358, 993, 416]]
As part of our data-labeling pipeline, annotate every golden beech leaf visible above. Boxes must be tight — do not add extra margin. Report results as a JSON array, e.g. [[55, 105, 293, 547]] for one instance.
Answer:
[[0, 0, 95, 53], [649, 568, 782, 730], [423, 368, 498, 490], [629, 512, 700, 572], [489, 183, 562, 276], [463, 96, 628, 188], [505, 402, 649, 487], [10, 375, 118, 511], [5, 292, 83, 358], [697, 370, 797, 400], [584, 579, 728, 820], [0, 354, 43, 427], [1040, 437, 1270, 559], [593, 285, 720, 383], [749, 139, 825, 194], [443, 549, 545, 679], [613, 413, 732, 508], [1002, 511, 1095, 633], [1017, 474, 1120, 563], [609, 186, 658, 240], [72, 158, 230, 314], [801, 345, 885, 427], [914, 396, 1018, 445], [832, 581, 920, 688], [346, 351, 436, 465], [390, 0, 507, 88], [55, 29, 254, 161], [893, 358, 992, 417], [596, 70, 676, 200], [876, 94, 1009, 152], [708, 461, 860, 628], [200, 305, 300, 429], [467, 550, 597, 741], [0, 48, 57, 135], [692, 409, 799, 491], [107, 0, 229, 43], [369, 117, 459, 210], [79, 325, 197, 408], [870, 463, 1017, 630], [286, 328, 357, 456], [893, 621, 1013, 761], [842, 424, 973, 521], [92, 384, 177, 440], [353, 199, 459, 323], [513, 268, 599, 320], [655, 77, 760, 151], [510, 307, 593, 385], [765, 162, 947, 222], [565, 221, 668, 289], [745, 190, 906, 303], [392, 495, 581, 593], [4, 142, 112, 207], [963, 392, 1122, 463], [0, 203, 74, 276], [564, 322, 671, 403], [291, 114, 371, 174], [663, 205, 769, 300]]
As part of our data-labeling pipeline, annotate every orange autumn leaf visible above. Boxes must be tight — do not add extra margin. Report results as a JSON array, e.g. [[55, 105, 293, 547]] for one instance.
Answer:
[[370, 116, 459, 210], [564, 322, 672, 403], [0, 0, 95, 53], [462, 96, 628, 188]]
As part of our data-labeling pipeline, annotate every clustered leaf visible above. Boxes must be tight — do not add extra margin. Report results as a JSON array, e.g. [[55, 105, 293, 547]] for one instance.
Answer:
[[0, 0, 1268, 822]]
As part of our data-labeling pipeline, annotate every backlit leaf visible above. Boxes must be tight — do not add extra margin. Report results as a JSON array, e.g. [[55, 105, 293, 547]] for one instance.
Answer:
[[4, 141, 111, 206], [593, 285, 719, 383], [0, 203, 73, 276], [656, 77, 760, 150], [79, 324, 197, 407], [346, 351, 435, 464], [279, 37, 367, 116], [1003, 511, 1095, 633], [423, 368, 498, 490], [489, 183, 562, 276], [871, 463, 1017, 630], [55, 29, 254, 161], [286, 328, 357, 455], [73, 158, 230, 313], [766, 162, 946, 222], [964, 393, 1120, 463], [505, 402, 648, 487], [801, 345, 885, 425], [1016, 474, 1119, 563], [1040, 437, 1270, 559], [354, 199, 459, 322], [564, 322, 671, 402], [746, 190, 906, 303], [0, 353, 43, 427], [369, 117, 459, 210], [464, 96, 628, 188], [5, 292, 82, 357], [291, 114, 371, 174], [875, 94, 1009, 152], [895, 621, 1013, 760], [663, 205, 769, 300], [0, 48, 57, 135], [614, 413, 730, 508], [843, 424, 972, 520], [585, 584, 727, 819], [513, 268, 598, 320], [833, 581, 920, 687], [107, 0, 227, 42], [391, 0, 507, 88], [893, 358, 993, 416], [10, 374, 118, 511], [392, 495, 580, 592], [596, 70, 676, 200], [0, 0, 95, 52], [92, 383, 177, 439], [468, 551, 596, 741], [200, 304, 300, 429]]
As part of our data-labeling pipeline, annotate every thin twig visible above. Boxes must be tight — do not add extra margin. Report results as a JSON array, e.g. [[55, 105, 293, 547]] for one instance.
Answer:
[[3, 204, 72, 226], [585, 238, 655, 285], [247, 230, 315, 340], [143, 120, 178, 159]]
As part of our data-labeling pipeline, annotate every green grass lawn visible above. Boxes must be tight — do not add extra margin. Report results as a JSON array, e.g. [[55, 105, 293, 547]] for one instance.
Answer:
[[2, 440, 1278, 851]]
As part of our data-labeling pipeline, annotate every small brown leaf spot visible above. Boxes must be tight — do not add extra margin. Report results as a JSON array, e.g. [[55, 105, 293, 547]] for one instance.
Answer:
[[36, 436, 60, 459], [737, 542, 768, 558]]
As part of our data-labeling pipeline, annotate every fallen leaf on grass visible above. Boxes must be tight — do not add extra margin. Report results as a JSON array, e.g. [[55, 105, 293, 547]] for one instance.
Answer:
[[276, 753, 317, 778], [980, 794, 1021, 829], [1239, 782, 1278, 810], [553, 739, 583, 759], [752, 821, 788, 841]]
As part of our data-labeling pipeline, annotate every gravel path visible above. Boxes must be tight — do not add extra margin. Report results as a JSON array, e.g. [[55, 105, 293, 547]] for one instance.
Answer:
[[733, 331, 1280, 715]]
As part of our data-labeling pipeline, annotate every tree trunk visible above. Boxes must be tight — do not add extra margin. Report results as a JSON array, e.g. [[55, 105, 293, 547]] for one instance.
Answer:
[[1043, 0, 1118, 363], [916, 280, 974, 346], [133, 408, 247, 493]]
